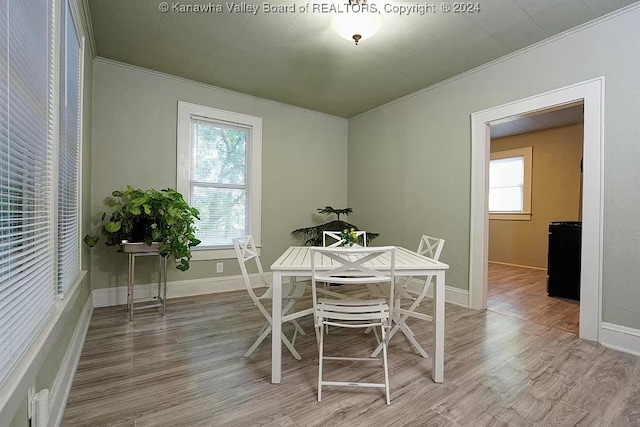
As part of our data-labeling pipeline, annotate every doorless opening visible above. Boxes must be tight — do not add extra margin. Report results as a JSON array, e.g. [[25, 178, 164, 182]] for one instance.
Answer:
[[469, 78, 604, 342]]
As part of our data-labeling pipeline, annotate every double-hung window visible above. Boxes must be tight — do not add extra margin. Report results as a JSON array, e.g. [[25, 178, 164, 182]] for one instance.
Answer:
[[177, 102, 262, 259], [58, 0, 83, 297], [0, 0, 84, 388], [489, 146, 532, 220], [0, 0, 56, 385]]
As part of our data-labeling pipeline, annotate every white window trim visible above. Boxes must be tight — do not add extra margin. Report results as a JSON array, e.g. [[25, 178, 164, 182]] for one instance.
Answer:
[[57, 0, 85, 297], [177, 101, 262, 260], [489, 146, 532, 221]]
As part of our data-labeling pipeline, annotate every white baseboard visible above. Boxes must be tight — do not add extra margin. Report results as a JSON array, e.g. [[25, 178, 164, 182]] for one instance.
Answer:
[[92, 273, 469, 309], [49, 294, 93, 427], [600, 322, 640, 356], [405, 278, 469, 308], [92, 273, 268, 308], [488, 261, 546, 271]]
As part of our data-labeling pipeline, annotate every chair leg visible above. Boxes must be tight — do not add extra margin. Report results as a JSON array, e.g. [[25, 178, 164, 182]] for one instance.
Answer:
[[291, 319, 306, 336], [318, 324, 325, 402], [371, 310, 429, 358], [245, 325, 272, 358], [399, 323, 429, 358], [281, 332, 302, 360], [256, 321, 269, 337], [246, 324, 302, 360], [372, 322, 380, 344], [381, 322, 391, 405], [282, 299, 306, 346]]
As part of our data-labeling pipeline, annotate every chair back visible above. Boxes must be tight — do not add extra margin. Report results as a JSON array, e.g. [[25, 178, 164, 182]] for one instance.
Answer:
[[322, 230, 368, 247], [233, 236, 270, 304], [417, 235, 445, 261], [310, 246, 395, 320], [415, 235, 445, 292]]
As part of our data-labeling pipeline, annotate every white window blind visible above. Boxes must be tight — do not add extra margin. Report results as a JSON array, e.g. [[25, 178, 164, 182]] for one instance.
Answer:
[[489, 156, 524, 212], [57, 0, 81, 297], [190, 118, 251, 247], [0, 0, 56, 385]]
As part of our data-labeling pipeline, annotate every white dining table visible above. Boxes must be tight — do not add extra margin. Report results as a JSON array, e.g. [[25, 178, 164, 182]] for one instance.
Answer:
[[270, 245, 449, 384]]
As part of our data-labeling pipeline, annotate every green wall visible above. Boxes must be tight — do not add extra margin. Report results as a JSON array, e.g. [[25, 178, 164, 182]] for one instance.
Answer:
[[90, 59, 348, 291], [347, 5, 640, 329]]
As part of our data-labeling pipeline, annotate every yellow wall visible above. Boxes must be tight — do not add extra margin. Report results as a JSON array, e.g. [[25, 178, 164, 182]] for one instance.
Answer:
[[489, 124, 583, 268]]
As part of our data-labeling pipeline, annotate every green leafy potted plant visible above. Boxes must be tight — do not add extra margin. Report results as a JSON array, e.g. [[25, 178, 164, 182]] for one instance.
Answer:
[[291, 206, 379, 246], [84, 186, 201, 271]]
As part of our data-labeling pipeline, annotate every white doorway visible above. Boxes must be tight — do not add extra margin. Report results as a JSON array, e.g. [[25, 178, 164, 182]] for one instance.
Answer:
[[469, 78, 604, 342]]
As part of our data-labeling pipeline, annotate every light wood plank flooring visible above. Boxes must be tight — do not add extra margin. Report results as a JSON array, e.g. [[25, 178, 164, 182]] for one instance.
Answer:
[[62, 289, 638, 426], [488, 263, 580, 335]]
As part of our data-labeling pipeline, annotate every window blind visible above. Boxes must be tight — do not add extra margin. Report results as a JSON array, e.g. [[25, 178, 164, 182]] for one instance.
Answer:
[[58, 1, 81, 297], [0, 0, 56, 385], [190, 117, 250, 247]]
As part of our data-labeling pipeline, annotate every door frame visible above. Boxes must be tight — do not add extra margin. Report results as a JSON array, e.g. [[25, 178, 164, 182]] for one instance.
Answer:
[[469, 78, 604, 341]]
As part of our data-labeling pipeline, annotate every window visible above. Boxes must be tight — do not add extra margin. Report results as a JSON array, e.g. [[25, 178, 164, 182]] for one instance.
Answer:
[[58, 0, 83, 298], [177, 102, 262, 259], [489, 147, 532, 220], [0, 0, 56, 385]]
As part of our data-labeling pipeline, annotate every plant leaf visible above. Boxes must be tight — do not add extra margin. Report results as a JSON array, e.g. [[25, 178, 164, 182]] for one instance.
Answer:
[[105, 221, 121, 233], [83, 234, 99, 247]]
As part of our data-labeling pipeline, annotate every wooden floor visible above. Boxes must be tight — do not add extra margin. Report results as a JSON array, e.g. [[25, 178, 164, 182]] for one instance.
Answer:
[[487, 263, 580, 335], [62, 289, 640, 426]]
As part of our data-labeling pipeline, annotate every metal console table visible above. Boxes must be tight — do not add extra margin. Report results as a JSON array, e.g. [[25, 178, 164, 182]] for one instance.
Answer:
[[120, 242, 168, 321]]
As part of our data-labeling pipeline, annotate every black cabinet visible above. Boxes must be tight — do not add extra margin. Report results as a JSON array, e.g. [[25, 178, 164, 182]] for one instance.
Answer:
[[547, 221, 582, 301]]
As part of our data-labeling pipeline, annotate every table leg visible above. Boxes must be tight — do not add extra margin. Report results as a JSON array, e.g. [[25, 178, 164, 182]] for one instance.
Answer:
[[157, 255, 162, 306], [433, 270, 445, 382], [271, 271, 283, 384], [128, 253, 135, 321], [162, 255, 168, 315]]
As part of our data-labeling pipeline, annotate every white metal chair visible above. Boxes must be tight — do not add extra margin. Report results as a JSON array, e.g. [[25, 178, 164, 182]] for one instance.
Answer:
[[233, 236, 312, 360], [310, 246, 395, 405], [371, 235, 445, 358], [320, 230, 369, 316], [322, 230, 368, 247]]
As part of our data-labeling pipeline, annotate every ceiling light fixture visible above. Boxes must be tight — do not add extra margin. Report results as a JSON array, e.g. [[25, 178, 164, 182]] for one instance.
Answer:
[[331, 0, 383, 45]]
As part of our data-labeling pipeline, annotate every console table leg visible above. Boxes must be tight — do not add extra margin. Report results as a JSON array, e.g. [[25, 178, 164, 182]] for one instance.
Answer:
[[128, 253, 135, 321]]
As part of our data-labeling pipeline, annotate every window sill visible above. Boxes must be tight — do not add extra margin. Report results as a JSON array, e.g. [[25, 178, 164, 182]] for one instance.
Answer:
[[489, 213, 532, 221]]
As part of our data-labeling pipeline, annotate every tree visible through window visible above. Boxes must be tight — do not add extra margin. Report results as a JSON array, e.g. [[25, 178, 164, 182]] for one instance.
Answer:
[[177, 102, 262, 255], [191, 119, 249, 247]]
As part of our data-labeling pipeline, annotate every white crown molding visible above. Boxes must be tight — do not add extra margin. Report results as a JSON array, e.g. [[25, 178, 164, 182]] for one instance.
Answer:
[[601, 322, 640, 357]]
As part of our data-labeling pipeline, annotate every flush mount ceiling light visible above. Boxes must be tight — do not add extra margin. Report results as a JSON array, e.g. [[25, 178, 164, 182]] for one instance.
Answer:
[[331, 0, 383, 45]]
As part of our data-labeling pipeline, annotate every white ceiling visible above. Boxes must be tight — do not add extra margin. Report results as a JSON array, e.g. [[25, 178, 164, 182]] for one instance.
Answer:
[[490, 103, 584, 139], [87, 0, 636, 117]]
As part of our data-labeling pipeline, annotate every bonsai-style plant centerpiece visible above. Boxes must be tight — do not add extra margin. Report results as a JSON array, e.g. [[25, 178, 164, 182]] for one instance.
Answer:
[[291, 206, 379, 246], [84, 186, 201, 271]]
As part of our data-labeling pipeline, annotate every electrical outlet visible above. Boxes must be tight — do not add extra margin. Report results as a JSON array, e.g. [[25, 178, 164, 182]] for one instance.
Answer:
[[216, 262, 223, 273]]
